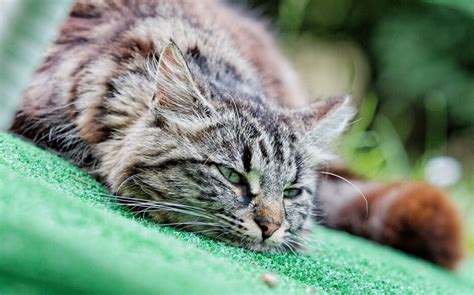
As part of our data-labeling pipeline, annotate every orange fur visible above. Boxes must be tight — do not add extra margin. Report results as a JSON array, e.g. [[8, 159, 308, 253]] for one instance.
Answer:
[[328, 181, 464, 269]]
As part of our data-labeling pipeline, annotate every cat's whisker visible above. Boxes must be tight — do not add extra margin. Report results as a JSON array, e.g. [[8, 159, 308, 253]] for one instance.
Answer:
[[319, 170, 369, 219], [213, 232, 228, 241], [136, 206, 213, 219], [191, 228, 223, 236], [287, 237, 306, 250], [84, 191, 217, 221], [214, 213, 243, 225], [136, 205, 217, 224], [158, 221, 225, 229], [293, 234, 320, 249], [84, 190, 213, 216], [285, 232, 309, 247], [114, 174, 138, 195], [283, 240, 298, 255]]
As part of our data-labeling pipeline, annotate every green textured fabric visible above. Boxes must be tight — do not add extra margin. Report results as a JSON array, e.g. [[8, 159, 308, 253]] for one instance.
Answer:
[[0, 132, 473, 294]]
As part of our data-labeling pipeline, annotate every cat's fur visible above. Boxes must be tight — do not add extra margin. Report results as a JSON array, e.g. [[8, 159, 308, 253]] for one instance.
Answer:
[[10, 0, 463, 268]]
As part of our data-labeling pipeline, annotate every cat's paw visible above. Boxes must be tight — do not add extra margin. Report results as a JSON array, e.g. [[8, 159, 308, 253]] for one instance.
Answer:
[[337, 182, 464, 269]]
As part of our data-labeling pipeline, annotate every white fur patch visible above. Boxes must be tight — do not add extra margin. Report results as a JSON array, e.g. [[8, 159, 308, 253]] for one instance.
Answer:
[[246, 171, 260, 195]]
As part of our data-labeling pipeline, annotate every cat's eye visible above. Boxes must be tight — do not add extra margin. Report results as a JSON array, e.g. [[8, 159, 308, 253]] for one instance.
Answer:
[[283, 188, 302, 199], [217, 165, 245, 185]]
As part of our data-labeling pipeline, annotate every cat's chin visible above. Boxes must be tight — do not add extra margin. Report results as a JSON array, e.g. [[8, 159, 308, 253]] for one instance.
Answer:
[[233, 240, 282, 252], [242, 236, 308, 253], [245, 240, 306, 253], [213, 234, 290, 252], [247, 242, 284, 252]]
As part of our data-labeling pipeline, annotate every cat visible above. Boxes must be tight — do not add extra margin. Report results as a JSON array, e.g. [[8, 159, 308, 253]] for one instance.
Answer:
[[10, 0, 463, 268]]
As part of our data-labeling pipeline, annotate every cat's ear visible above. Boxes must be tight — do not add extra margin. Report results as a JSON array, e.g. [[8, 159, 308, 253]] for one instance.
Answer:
[[290, 95, 355, 159], [151, 41, 214, 127]]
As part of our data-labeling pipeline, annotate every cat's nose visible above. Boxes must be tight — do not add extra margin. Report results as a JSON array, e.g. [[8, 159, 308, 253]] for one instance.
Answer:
[[254, 216, 281, 240]]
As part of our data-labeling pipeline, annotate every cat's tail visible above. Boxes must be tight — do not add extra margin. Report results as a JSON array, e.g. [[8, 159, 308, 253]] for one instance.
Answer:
[[317, 165, 464, 269]]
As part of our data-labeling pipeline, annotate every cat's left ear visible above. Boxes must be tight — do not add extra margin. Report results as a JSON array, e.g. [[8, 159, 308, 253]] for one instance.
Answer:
[[151, 41, 214, 126], [289, 95, 356, 157]]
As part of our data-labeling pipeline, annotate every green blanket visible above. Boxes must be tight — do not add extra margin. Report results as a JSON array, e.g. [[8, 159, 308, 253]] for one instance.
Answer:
[[1, 132, 473, 294]]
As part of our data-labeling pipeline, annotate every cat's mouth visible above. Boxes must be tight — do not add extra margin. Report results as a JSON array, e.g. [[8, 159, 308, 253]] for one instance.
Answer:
[[203, 228, 286, 252], [219, 236, 282, 252]]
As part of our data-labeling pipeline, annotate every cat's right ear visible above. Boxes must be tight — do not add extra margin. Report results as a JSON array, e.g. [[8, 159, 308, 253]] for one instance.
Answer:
[[151, 41, 214, 128], [288, 95, 356, 162]]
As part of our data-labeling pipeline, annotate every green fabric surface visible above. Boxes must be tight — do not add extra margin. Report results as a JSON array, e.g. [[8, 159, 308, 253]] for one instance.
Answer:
[[0, 132, 473, 294]]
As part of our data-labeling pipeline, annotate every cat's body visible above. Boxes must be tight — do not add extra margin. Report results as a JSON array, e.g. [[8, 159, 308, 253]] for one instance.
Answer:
[[10, 0, 463, 268]]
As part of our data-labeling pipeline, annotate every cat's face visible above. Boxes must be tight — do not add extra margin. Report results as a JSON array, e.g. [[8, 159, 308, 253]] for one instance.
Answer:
[[122, 106, 318, 251], [109, 42, 354, 251]]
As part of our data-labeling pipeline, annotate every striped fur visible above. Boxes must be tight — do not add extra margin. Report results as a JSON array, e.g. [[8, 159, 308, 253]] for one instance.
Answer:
[[10, 0, 463, 267]]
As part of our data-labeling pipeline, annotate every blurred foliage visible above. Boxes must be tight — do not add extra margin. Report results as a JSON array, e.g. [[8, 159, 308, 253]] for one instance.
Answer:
[[374, 6, 474, 127], [242, 0, 474, 136]]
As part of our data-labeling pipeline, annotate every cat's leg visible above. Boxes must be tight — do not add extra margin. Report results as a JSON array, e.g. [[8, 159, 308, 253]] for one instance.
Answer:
[[317, 166, 464, 269]]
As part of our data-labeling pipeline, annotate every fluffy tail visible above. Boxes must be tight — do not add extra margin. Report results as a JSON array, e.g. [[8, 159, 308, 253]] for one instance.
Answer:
[[318, 165, 464, 269]]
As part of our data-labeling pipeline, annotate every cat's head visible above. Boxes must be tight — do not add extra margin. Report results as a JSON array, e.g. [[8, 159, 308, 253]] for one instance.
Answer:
[[110, 42, 355, 251]]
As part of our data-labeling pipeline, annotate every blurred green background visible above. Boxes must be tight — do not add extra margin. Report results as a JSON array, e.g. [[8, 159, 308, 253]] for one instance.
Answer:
[[0, 0, 473, 253], [237, 0, 474, 252]]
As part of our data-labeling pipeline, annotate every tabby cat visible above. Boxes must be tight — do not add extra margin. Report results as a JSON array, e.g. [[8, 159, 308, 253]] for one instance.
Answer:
[[10, 0, 463, 268]]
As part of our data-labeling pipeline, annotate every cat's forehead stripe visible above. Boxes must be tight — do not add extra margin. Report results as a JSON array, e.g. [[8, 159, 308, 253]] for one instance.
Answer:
[[258, 139, 269, 159], [242, 144, 252, 172]]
